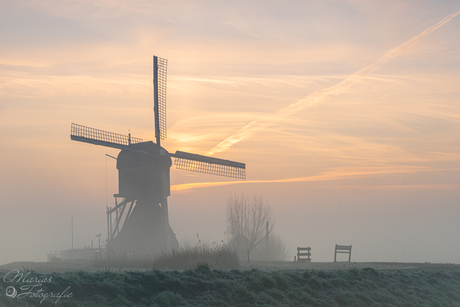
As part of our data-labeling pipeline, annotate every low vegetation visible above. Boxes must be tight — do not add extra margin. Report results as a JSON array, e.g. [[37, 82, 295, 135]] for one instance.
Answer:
[[1, 265, 460, 306], [94, 244, 240, 270], [152, 244, 240, 270]]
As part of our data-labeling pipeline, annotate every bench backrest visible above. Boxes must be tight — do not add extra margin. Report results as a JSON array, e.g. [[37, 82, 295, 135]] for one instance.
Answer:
[[296, 247, 311, 262], [334, 244, 352, 262]]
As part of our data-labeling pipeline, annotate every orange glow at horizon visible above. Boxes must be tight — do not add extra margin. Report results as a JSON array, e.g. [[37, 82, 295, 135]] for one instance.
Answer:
[[171, 164, 436, 192]]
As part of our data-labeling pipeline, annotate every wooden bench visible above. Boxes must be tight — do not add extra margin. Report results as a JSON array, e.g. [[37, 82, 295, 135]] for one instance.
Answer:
[[296, 247, 311, 262], [334, 244, 352, 262]]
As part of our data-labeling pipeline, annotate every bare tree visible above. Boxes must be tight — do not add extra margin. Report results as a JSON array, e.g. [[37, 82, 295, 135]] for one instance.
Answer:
[[226, 194, 274, 256]]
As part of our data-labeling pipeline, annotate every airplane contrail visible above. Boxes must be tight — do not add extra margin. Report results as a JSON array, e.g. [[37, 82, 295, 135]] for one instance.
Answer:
[[207, 8, 460, 155]]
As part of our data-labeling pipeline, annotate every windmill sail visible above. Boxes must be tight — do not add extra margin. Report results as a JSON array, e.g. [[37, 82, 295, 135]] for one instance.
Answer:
[[154, 56, 168, 144], [172, 150, 246, 179], [71, 123, 143, 150]]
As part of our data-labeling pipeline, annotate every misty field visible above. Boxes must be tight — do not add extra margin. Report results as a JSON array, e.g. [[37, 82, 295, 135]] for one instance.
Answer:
[[1, 264, 460, 306]]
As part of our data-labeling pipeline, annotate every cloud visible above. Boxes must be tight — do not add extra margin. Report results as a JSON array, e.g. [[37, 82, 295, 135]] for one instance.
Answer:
[[206, 8, 460, 155], [170, 164, 433, 192]]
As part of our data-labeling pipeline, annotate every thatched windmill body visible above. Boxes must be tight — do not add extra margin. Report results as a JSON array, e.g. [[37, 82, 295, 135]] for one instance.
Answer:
[[71, 56, 246, 256]]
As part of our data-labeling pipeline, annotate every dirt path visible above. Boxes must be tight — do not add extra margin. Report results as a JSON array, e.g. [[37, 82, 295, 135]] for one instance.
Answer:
[[1, 260, 460, 274], [241, 260, 460, 271]]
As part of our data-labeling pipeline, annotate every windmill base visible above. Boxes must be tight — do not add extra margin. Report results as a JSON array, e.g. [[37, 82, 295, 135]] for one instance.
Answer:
[[106, 199, 179, 258]]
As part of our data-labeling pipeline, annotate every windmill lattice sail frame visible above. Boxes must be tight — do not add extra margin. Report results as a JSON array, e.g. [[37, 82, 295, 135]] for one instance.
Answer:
[[71, 123, 143, 146], [154, 56, 168, 141], [174, 158, 246, 179], [173, 150, 246, 179]]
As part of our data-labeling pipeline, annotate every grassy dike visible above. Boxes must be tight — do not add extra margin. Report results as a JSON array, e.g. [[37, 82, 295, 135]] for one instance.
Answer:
[[1, 264, 460, 306]]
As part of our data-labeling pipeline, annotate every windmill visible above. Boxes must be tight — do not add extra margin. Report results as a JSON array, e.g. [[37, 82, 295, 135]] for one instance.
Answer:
[[70, 56, 246, 256]]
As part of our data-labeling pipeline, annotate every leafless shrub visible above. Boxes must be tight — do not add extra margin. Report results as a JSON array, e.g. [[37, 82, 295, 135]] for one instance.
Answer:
[[226, 194, 286, 260]]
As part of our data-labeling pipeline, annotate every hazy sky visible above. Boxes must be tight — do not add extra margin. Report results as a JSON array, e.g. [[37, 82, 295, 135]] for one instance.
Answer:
[[1, 0, 460, 264]]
